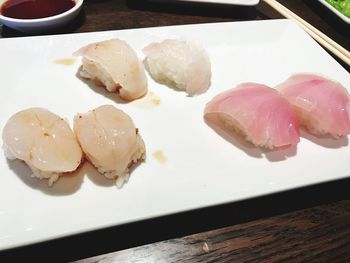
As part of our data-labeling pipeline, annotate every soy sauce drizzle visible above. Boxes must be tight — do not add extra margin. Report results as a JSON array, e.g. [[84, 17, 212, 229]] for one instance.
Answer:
[[0, 0, 76, 19]]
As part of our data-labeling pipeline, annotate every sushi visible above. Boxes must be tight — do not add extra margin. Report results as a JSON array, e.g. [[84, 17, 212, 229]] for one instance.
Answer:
[[277, 73, 350, 137], [73, 105, 146, 188], [143, 39, 211, 96], [74, 38, 148, 101], [204, 83, 300, 149], [2, 108, 83, 186]]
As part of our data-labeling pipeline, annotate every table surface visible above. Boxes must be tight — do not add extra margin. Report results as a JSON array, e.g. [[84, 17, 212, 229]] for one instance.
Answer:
[[1, 0, 350, 261]]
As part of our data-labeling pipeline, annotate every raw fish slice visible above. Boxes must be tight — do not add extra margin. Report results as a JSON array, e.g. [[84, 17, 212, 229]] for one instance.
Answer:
[[143, 39, 211, 96], [73, 105, 145, 188], [2, 108, 83, 186], [74, 39, 148, 101], [204, 83, 300, 149], [276, 73, 350, 137]]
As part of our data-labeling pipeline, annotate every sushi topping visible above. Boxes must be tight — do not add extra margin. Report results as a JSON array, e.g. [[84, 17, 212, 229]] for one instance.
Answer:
[[277, 73, 350, 137], [205, 73, 350, 151], [2, 108, 83, 186], [204, 83, 300, 149], [74, 39, 148, 101], [143, 39, 212, 96], [73, 105, 146, 187]]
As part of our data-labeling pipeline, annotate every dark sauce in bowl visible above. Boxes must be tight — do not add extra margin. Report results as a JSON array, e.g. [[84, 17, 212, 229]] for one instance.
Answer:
[[0, 0, 76, 19]]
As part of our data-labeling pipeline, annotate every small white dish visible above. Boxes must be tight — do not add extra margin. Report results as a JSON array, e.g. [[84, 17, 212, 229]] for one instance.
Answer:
[[318, 0, 350, 24], [0, 0, 84, 33]]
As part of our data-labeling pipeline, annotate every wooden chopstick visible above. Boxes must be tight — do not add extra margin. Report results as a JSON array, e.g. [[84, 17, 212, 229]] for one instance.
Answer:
[[263, 0, 350, 66]]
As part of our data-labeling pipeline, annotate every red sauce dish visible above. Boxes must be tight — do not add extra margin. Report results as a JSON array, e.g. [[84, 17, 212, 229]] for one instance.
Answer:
[[0, 0, 83, 33]]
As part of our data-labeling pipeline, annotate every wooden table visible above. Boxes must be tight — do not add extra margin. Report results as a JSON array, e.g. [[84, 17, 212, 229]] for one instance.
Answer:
[[1, 0, 350, 261]]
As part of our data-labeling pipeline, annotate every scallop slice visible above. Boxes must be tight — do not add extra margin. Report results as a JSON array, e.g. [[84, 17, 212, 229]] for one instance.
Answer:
[[277, 73, 350, 137], [143, 39, 212, 96], [74, 38, 148, 101], [204, 83, 300, 149], [2, 108, 83, 186], [73, 105, 146, 188]]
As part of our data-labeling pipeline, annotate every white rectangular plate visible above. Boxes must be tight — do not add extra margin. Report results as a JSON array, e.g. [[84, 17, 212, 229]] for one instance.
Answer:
[[149, 0, 260, 5], [0, 19, 350, 251], [318, 0, 350, 24]]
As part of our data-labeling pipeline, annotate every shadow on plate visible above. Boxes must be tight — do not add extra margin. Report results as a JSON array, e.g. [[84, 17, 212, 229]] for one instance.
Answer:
[[6, 158, 130, 193], [204, 114, 297, 161], [7, 159, 84, 196], [85, 162, 115, 187], [263, 145, 297, 162], [300, 130, 349, 148], [0, 9, 86, 38], [86, 155, 146, 187]]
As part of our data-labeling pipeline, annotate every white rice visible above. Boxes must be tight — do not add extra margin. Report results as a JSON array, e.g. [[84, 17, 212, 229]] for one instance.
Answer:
[[94, 137, 146, 188]]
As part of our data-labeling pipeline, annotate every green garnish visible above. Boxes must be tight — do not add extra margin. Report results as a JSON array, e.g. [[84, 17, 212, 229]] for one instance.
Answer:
[[325, 0, 350, 18]]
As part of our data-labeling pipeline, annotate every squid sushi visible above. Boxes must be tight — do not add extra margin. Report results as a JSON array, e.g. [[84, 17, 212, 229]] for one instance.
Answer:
[[204, 83, 300, 149], [2, 108, 83, 186], [74, 39, 148, 101], [73, 105, 145, 188], [277, 73, 350, 137], [143, 39, 211, 96]]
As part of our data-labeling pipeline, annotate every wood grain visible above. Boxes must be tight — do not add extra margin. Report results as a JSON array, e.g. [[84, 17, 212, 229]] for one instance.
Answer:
[[77, 199, 350, 262]]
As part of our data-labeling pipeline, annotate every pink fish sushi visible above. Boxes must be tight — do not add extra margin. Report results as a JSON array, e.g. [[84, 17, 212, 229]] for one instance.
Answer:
[[277, 73, 350, 137], [204, 83, 300, 149]]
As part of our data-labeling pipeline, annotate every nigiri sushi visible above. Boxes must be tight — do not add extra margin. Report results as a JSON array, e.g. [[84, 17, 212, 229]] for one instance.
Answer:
[[74, 38, 148, 101], [204, 83, 300, 149], [2, 108, 83, 186], [143, 39, 211, 96], [73, 105, 145, 188], [277, 73, 350, 137]]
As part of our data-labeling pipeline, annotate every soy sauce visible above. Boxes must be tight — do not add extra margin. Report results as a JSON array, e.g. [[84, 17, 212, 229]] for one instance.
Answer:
[[0, 0, 76, 19]]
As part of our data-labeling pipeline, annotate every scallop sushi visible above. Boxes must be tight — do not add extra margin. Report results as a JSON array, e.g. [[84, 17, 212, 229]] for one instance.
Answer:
[[2, 108, 83, 186], [73, 105, 146, 188], [74, 38, 148, 101], [143, 39, 211, 96], [204, 83, 300, 149], [277, 73, 350, 137]]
